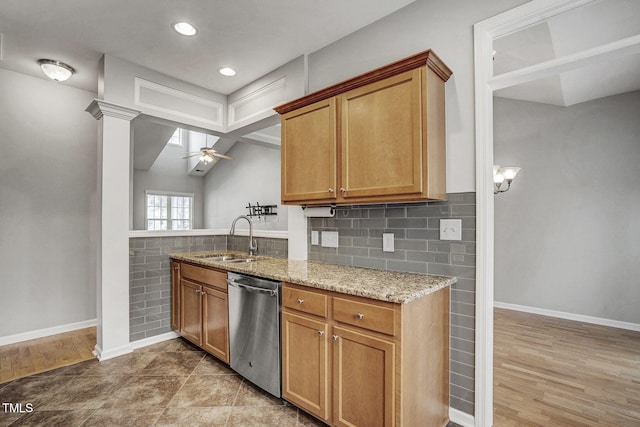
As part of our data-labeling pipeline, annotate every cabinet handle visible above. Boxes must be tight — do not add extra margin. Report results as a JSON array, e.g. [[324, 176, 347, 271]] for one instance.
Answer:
[[356, 313, 365, 320], [332, 335, 339, 341], [317, 330, 324, 337], [328, 188, 334, 193], [339, 187, 346, 193], [195, 289, 199, 295], [297, 299, 304, 305]]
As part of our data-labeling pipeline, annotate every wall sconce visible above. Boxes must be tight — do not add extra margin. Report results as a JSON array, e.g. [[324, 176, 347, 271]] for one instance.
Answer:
[[494, 165, 521, 194]]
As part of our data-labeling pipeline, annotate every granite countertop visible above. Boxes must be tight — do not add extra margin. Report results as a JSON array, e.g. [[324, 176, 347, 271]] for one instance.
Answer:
[[170, 251, 456, 304]]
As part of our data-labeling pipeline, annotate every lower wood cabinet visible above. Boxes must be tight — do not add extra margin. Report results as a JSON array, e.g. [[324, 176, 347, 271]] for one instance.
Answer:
[[282, 282, 450, 427], [173, 262, 229, 364]]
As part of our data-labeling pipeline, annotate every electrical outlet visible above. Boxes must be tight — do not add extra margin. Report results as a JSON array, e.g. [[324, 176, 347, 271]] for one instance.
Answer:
[[321, 231, 339, 248], [311, 230, 319, 245], [440, 219, 462, 241], [382, 233, 395, 252]]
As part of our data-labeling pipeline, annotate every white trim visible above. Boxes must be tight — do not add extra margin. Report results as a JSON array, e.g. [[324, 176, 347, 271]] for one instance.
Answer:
[[494, 302, 640, 332], [227, 77, 286, 128], [85, 98, 140, 121], [93, 342, 134, 361], [450, 408, 475, 427], [0, 319, 97, 346], [131, 331, 180, 350], [473, 1, 602, 425], [128, 228, 289, 239], [134, 77, 224, 128]]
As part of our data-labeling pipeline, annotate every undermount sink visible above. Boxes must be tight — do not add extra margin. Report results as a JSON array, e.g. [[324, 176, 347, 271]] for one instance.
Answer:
[[198, 255, 256, 263]]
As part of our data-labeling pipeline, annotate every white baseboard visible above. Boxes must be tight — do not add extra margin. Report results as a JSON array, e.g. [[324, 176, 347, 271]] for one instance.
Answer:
[[131, 331, 179, 350], [0, 319, 97, 346], [449, 407, 475, 427], [494, 301, 640, 332], [93, 343, 134, 361]]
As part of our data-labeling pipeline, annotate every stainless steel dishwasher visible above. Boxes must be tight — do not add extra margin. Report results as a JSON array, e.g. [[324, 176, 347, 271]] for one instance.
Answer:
[[227, 272, 281, 398]]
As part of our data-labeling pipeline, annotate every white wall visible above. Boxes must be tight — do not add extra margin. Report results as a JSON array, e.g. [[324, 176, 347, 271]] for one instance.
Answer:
[[132, 144, 205, 230], [0, 68, 98, 337], [203, 142, 287, 231], [307, 0, 528, 193], [494, 92, 640, 324]]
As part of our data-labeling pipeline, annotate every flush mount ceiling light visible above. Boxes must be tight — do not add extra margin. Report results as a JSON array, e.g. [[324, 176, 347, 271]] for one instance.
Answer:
[[173, 21, 198, 36], [38, 59, 75, 82], [218, 67, 237, 77], [493, 165, 521, 194]]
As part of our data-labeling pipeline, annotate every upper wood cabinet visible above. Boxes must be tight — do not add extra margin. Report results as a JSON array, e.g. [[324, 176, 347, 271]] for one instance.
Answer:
[[275, 50, 452, 205]]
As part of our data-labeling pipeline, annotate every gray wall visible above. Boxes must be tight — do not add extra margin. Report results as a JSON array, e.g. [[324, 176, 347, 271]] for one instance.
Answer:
[[307, 0, 527, 193], [132, 143, 205, 230], [0, 68, 97, 337], [308, 193, 476, 415], [203, 141, 287, 231], [494, 91, 640, 324]]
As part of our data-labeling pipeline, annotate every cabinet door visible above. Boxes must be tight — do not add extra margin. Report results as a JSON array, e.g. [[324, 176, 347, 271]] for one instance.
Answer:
[[180, 279, 202, 346], [202, 285, 229, 363], [340, 69, 423, 200], [170, 262, 181, 332], [281, 98, 337, 203], [333, 326, 395, 427], [282, 311, 330, 422]]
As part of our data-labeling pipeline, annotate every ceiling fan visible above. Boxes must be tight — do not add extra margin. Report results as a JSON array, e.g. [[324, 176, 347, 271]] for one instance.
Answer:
[[182, 146, 233, 164]]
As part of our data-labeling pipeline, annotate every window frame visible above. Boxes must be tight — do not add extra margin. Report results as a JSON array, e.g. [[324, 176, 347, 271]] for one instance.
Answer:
[[167, 128, 185, 147], [144, 190, 194, 231]]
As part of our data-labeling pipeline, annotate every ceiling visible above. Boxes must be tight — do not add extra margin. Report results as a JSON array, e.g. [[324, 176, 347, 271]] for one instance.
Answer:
[[0, 0, 414, 94], [493, 0, 640, 106]]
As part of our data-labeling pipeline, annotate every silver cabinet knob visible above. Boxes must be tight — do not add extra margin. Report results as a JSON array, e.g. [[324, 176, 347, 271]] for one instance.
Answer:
[[356, 313, 365, 320], [332, 335, 339, 341], [328, 188, 334, 193], [297, 299, 304, 305], [339, 188, 346, 193], [317, 330, 324, 336], [195, 289, 199, 295]]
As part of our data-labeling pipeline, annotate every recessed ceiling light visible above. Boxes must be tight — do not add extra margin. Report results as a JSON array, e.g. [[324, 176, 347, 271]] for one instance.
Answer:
[[173, 21, 198, 36], [218, 67, 237, 77], [37, 59, 75, 82]]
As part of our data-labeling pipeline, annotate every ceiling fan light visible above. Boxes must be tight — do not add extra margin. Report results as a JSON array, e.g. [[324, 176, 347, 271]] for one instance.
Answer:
[[38, 59, 75, 82]]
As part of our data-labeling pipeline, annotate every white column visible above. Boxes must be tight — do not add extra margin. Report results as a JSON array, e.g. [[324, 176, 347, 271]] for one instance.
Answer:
[[86, 99, 140, 361]]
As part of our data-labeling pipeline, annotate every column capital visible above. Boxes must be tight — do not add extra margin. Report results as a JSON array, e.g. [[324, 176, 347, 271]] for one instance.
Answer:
[[86, 99, 140, 121]]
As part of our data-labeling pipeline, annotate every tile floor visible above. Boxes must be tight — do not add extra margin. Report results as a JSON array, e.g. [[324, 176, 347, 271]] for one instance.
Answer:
[[0, 338, 326, 427], [1, 337, 462, 427]]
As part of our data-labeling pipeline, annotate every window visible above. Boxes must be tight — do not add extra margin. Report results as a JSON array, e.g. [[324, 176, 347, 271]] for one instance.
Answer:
[[145, 191, 193, 230], [167, 128, 184, 147]]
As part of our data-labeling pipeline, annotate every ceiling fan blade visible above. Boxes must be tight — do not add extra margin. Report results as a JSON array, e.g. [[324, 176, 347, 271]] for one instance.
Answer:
[[210, 152, 234, 160], [182, 153, 201, 159]]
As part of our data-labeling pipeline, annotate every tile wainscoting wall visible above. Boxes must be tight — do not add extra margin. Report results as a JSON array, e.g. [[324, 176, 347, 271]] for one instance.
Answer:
[[308, 192, 476, 416], [128, 235, 288, 342]]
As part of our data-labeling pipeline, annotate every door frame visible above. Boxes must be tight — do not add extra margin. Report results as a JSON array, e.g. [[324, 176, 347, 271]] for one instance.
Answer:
[[471, 0, 640, 425]]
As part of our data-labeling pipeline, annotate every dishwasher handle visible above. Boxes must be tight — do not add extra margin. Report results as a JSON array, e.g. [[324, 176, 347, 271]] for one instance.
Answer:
[[227, 279, 277, 296]]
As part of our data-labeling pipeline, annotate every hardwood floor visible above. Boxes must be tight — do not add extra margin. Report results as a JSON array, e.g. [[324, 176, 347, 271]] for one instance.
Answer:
[[494, 308, 640, 426], [0, 327, 96, 384]]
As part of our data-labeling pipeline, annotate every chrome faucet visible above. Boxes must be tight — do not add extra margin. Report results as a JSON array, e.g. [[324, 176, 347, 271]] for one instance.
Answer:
[[229, 215, 258, 256]]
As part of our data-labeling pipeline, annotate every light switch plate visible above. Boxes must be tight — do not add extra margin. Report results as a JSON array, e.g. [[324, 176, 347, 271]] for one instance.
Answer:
[[382, 233, 395, 252], [321, 231, 339, 248], [311, 230, 319, 245], [440, 219, 462, 241]]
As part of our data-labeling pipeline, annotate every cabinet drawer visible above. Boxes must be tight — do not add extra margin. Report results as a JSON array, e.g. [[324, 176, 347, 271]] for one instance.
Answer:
[[282, 285, 328, 318], [181, 263, 227, 291], [333, 297, 397, 336]]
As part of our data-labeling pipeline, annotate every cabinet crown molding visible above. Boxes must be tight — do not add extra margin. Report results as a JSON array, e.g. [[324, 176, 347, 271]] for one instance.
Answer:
[[274, 49, 452, 115]]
